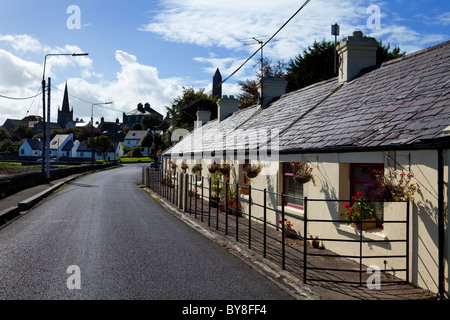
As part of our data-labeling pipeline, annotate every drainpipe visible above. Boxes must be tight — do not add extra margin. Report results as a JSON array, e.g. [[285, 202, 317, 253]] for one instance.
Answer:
[[437, 147, 445, 299]]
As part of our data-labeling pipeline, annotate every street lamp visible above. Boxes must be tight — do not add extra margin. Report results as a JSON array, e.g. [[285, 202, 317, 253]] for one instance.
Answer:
[[91, 102, 113, 166], [42, 52, 89, 182]]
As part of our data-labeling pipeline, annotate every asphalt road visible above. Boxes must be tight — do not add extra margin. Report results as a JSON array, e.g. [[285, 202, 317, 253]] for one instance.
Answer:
[[0, 164, 294, 300]]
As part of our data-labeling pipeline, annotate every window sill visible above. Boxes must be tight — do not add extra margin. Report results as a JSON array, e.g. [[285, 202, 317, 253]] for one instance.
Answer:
[[336, 224, 388, 241], [277, 205, 304, 218]]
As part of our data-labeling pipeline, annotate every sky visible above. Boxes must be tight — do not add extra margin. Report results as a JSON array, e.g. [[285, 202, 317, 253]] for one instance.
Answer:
[[0, 0, 448, 126]]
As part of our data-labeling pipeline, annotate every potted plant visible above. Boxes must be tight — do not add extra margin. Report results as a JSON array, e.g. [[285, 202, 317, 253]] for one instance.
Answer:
[[240, 177, 251, 195], [227, 197, 242, 216], [310, 235, 320, 248], [170, 162, 177, 171], [279, 218, 296, 238], [290, 161, 315, 185], [343, 192, 376, 230], [181, 162, 188, 170]]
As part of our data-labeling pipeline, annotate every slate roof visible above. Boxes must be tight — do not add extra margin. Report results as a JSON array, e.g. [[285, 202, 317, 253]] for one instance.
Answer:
[[124, 130, 148, 141], [26, 139, 43, 151], [164, 40, 450, 157]]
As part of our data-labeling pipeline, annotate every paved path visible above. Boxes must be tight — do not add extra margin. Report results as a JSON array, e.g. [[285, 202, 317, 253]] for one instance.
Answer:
[[0, 164, 294, 300]]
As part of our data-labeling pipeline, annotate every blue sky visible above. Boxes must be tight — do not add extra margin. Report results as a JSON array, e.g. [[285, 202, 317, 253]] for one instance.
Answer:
[[0, 0, 448, 125]]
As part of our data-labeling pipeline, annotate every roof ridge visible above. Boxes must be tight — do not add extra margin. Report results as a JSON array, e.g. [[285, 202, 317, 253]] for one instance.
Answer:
[[381, 39, 450, 67]]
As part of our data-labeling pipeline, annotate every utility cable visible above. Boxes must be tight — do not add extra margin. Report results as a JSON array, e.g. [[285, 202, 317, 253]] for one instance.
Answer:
[[176, 0, 312, 112]]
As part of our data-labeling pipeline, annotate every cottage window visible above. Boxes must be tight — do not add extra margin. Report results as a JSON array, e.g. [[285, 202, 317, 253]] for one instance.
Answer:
[[283, 163, 303, 209], [350, 163, 384, 225]]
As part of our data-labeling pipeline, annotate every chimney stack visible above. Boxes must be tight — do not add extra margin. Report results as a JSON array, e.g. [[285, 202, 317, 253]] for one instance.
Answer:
[[218, 95, 239, 122], [196, 110, 211, 128], [258, 75, 287, 108], [337, 30, 379, 83]]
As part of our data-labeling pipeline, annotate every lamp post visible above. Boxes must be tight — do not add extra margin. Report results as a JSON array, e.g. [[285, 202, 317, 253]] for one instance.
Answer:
[[91, 102, 113, 166], [42, 52, 89, 182]]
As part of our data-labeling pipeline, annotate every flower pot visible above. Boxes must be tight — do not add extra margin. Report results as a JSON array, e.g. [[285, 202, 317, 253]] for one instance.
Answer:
[[241, 187, 249, 195], [312, 239, 320, 248], [210, 197, 220, 208], [284, 229, 296, 238], [351, 217, 377, 230]]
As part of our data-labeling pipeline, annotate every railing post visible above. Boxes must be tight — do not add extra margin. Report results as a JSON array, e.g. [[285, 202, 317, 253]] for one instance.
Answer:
[[235, 181, 239, 242], [208, 177, 211, 227], [406, 200, 410, 284], [201, 176, 204, 222], [194, 174, 198, 218], [248, 184, 252, 249], [263, 188, 267, 258], [303, 196, 308, 284], [281, 194, 285, 270], [183, 173, 188, 213], [178, 172, 184, 209], [225, 180, 229, 235]]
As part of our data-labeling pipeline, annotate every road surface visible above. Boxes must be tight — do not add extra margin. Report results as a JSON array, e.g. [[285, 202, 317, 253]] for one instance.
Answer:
[[0, 164, 294, 300]]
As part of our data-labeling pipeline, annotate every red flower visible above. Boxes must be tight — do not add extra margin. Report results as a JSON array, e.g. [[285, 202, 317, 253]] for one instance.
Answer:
[[352, 196, 358, 201], [344, 203, 350, 208], [357, 191, 362, 196]]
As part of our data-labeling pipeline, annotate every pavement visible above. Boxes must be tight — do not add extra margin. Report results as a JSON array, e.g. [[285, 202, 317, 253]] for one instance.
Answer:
[[0, 168, 440, 300], [0, 174, 81, 227], [143, 186, 442, 301]]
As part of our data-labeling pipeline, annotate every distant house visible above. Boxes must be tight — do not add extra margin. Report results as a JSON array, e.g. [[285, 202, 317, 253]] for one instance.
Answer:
[[98, 117, 124, 141], [2, 119, 34, 133], [75, 141, 124, 161], [49, 134, 78, 158], [122, 103, 163, 128], [19, 139, 43, 157], [124, 130, 150, 155]]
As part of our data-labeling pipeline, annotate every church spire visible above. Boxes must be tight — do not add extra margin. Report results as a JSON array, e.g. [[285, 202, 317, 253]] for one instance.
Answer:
[[61, 81, 70, 113], [212, 68, 222, 99]]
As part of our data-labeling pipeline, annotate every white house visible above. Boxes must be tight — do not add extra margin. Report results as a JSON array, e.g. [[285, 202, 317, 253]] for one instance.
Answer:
[[19, 139, 43, 157], [124, 130, 150, 155], [49, 134, 79, 158], [75, 141, 124, 161]]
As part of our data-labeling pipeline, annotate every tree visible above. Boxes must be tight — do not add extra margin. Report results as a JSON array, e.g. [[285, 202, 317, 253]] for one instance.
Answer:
[[237, 58, 286, 109], [284, 40, 336, 93], [285, 37, 406, 93], [166, 87, 218, 132], [141, 114, 162, 131], [0, 127, 9, 141], [95, 135, 113, 160]]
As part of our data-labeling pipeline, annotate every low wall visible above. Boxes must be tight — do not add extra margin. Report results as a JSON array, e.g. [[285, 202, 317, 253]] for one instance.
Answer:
[[0, 163, 117, 199]]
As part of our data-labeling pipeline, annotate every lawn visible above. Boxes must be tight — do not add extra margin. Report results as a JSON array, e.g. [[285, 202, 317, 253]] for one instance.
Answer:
[[119, 157, 152, 163]]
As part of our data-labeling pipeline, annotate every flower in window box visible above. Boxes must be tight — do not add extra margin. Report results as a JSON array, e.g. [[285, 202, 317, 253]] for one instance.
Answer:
[[344, 192, 376, 230]]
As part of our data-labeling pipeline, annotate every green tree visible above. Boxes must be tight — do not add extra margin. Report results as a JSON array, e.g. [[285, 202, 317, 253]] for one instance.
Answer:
[[0, 127, 10, 141], [95, 135, 113, 160], [285, 37, 406, 93], [167, 87, 218, 132], [285, 40, 336, 93], [238, 58, 286, 109], [141, 114, 163, 131], [11, 124, 34, 141]]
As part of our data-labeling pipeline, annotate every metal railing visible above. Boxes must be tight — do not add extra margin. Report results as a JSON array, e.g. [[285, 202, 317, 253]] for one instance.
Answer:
[[143, 168, 410, 287]]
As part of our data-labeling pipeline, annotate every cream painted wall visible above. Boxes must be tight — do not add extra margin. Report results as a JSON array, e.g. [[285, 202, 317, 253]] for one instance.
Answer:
[[167, 148, 446, 295]]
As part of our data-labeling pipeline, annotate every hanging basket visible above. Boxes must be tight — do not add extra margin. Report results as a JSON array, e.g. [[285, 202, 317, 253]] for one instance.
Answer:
[[293, 175, 312, 184]]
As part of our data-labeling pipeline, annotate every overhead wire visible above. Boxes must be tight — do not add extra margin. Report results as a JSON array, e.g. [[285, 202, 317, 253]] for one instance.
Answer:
[[176, 0, 312, 112]]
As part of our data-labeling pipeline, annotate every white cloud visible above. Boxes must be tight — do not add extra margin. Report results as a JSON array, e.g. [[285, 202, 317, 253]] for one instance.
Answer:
[[0, 34, 44, 53]]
